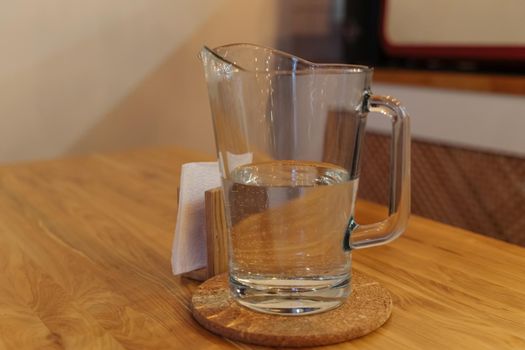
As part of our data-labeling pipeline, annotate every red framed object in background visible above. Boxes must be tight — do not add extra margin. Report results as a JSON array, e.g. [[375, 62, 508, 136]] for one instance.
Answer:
[[380, 0, 525, 61]]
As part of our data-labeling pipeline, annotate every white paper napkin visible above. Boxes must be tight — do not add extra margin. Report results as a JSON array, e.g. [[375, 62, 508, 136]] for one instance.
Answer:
[[171, 162, 221, 275]]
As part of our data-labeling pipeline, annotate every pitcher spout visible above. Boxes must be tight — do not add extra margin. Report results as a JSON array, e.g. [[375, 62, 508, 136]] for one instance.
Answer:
[[199, 43, 320, 77], [200, 43, 372, 77], [199, 45, 239, 82]]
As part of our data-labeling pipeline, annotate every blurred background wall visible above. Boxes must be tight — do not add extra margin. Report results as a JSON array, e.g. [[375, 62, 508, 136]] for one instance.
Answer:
[[0, 0, 280, 163], [2, 0, 524, 165]]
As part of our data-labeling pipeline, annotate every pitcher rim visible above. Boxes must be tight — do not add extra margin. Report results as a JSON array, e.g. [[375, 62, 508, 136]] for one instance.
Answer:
[[205, 43, 374, 75]]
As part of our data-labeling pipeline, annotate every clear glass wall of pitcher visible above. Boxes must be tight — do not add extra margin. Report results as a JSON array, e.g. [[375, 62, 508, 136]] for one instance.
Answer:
[[200, 44, 410, 315]]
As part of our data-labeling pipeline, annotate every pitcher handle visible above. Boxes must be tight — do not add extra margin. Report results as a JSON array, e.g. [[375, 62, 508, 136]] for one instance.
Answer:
[[349, 94, 411, 249]]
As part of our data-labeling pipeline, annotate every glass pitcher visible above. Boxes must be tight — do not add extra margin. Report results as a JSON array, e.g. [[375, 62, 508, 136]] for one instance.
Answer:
[[200, 44, 410, 315]]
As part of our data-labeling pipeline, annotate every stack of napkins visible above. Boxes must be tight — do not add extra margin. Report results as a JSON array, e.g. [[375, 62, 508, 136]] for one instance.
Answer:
[[171, 162, 221, 275]]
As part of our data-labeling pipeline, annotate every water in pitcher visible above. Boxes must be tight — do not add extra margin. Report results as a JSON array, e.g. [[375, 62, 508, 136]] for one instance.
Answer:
[[223, 160, 358, 314]]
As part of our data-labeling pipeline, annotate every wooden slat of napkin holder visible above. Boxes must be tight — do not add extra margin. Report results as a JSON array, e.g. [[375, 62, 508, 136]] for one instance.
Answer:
[[182, 187, 228, 281]]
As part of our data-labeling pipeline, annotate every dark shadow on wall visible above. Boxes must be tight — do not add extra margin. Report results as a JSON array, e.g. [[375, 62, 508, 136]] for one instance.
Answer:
[[275, 0, 344, 62]]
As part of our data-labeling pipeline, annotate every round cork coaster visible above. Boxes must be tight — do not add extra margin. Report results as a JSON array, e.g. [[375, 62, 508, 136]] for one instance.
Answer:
[[191, 272, 393, 347]]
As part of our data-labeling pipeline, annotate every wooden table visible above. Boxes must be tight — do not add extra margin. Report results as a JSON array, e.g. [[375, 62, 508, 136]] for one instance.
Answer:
[[0, 147, 523, 349]]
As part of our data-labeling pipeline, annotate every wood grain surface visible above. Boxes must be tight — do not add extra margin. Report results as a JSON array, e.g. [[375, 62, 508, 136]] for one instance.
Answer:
[[0, 147, 524, 349]]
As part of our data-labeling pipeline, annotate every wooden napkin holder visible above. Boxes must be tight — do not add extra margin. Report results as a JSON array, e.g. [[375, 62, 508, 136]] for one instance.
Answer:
[[182, 110, 359, 282], [182, 187, 228, 281]]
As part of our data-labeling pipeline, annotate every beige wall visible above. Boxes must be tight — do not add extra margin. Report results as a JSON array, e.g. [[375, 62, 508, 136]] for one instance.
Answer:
[[0, 0, 279, 163]]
